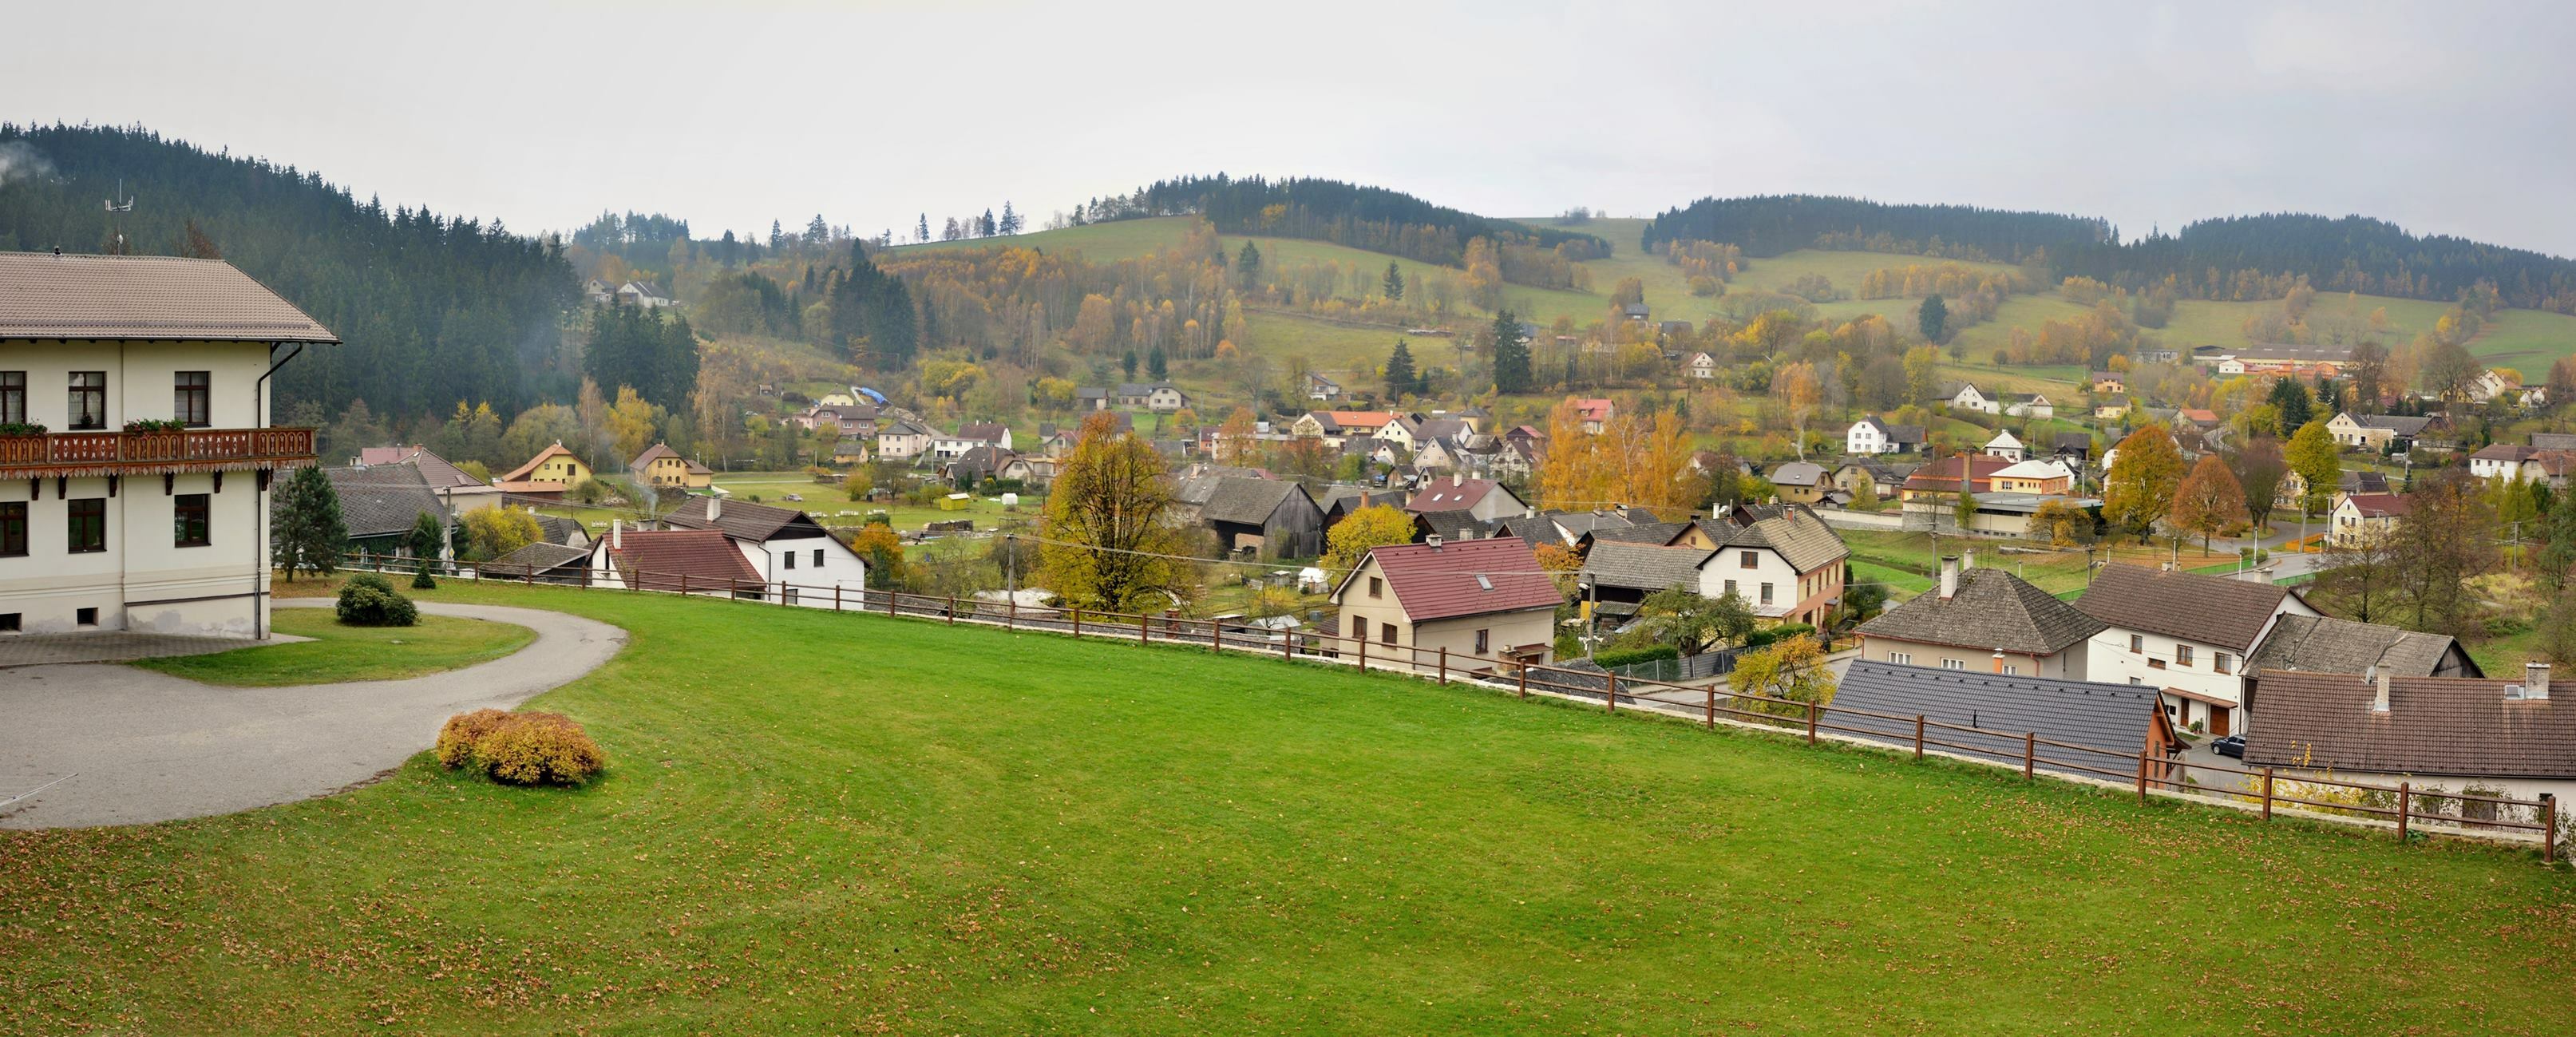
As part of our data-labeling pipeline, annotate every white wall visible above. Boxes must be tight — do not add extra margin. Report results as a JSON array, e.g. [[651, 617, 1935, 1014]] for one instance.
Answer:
[[2082, 596, 2317, 731], [742, 532, 868, 608], [1696, 546, 1802, 618]]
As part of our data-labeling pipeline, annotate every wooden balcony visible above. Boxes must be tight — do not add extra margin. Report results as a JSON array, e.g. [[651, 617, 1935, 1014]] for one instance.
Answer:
[[0, 427, 317, 479]]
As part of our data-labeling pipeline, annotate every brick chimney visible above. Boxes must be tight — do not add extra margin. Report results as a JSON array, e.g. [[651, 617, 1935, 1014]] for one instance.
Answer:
[[2524, 662, 2550, 701], [2370, 667, 2391, 714], [1938, 556, 1959, 601]]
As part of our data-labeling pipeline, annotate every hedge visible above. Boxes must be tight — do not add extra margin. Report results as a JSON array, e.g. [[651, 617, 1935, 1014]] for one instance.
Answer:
[[1594, 644, 1680, 668]]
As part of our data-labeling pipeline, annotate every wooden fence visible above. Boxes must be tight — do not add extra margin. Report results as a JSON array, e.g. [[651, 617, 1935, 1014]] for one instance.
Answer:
[[347, 552, 2562, 862]]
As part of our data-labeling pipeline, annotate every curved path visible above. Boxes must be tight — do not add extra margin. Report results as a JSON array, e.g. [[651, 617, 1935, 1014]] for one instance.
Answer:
[[0, 600, 625, 829]]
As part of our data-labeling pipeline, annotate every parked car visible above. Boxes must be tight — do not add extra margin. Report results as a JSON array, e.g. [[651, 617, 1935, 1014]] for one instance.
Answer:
[[2211, 735, 2246, 759]]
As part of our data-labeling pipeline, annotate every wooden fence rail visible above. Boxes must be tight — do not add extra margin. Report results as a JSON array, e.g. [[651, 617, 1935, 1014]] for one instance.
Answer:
[[337, 552, 2562, 862]]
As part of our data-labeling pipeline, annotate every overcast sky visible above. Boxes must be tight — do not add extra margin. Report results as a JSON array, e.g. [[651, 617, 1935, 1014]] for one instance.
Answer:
[[14, 1, 2575, 255]]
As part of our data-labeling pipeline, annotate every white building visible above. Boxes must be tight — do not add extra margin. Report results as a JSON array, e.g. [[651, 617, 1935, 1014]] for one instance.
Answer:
[[1945, 383, 1998, 414], [0, 253, 332, 639], [1982, 429, 2024, 461], [659, 496, 868, 608], [2074, 564, 2318, 736], [1846, 416, 1924, 456]]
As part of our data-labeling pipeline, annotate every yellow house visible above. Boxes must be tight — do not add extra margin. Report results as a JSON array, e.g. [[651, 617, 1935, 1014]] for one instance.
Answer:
[[628, 442, 713, 490], [497, 441, 593, 490]]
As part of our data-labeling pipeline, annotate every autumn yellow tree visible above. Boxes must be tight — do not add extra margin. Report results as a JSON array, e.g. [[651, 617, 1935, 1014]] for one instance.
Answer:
[[2168, 453, 2250, 555], [604, 386, 658, 463], [1320, 504, 1416, 573], [1771, 361, 1822, 459], [1216, 406, 1257, 465], [1038, 412, 1199, 612]]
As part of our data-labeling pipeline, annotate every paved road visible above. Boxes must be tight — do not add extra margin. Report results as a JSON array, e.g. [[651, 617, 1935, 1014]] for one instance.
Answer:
[[0, 600, 625, 829]]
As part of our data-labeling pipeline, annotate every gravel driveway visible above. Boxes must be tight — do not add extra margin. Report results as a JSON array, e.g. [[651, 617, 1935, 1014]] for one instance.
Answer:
[[0, 600, 625, 829]]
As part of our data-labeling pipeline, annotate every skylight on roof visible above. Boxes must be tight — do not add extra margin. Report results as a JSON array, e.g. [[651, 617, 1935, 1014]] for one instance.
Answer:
[[1475, 574, 1493, 590]]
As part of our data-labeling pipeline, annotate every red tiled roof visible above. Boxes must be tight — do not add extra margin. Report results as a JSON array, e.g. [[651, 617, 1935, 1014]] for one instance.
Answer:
[[1348, 537, 1562, 622], [2344, 493, 2411, 518], [1574, 398, 1613, 420], [602, 529, 762, 592], [1320, 410, 1398, 428], [1405, 478, 1507, 513]]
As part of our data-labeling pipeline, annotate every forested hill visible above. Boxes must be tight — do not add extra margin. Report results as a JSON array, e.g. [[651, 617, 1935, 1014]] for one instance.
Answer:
[[1084, 175, 1613, 267], [1640, 194, 2107, 261], [0, 124, 576, 419], [1646, 194, 2576, 314]]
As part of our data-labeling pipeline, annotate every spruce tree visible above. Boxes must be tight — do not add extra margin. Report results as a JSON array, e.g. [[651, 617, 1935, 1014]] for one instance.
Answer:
[[1148, 346, 1168, 382], [1385, 338, 1419, 398], [1490, 310, 1531, 394], [1235, 240, 1262, 291], [1383, 261, 1404, 300], [271, 465, 347, 580], [1918, 293, 1949, 343], [916, 213, 930, 243], [1122, 350, 1138, 379]]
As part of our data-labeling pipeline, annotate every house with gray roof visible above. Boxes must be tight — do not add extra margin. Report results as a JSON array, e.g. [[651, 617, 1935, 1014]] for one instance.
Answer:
[[1828, 660, 2183, 783], [1577, 542, 1714, 616], [486, 541, 592, 585], [2242, 614, 2482, 715], [1856, 556, 2103, 679], [307, 461, 450, 557], [1189, 476, 1323, 558], [1665, 505, 1852, 627]]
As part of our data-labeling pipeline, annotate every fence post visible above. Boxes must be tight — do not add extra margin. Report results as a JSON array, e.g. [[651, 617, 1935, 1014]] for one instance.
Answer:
[[2543, 795, 2557, 865], [1007, 598, 1016, 631], [1070, 606, 1080, 638], [1437, 647, 1448, 685], [1280, 631, 1293, 661], [2023, 732, 2036, 780], [2397, 782, 2412, 843], [948, 594, 956, 626], [2261, 767, 2274, 822], [1704, 687, 1715, 730], [1357, 636, 1366, 674], [1210, 619, 1221, 654], [1605, 671, 1618, 714], [1805, 701, 1818, 745], [1517, 662, 1528, 699], [834, 584, 842, 612], [2135, 754, 2148, 804], [680, 572, 690, 596], [1913, 714, 1925, 761], [1139, 612, 1150, 646]]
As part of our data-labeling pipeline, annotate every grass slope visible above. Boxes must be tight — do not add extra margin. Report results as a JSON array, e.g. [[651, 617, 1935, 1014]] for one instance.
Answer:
[[129, 608, 536, 687], [8, 582, 2570, 1035]]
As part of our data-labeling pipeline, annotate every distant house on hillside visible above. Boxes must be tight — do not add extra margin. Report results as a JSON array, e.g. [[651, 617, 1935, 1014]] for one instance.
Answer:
[[1573, 398, 1615, 433], [1686, 352, 1719, 380], [1404, 475, 1526, 523], [628, 442, 713, 491], [494, 441, 593, 501], [1944, 382, 1998, 414], [615, 280, 673, 309], [1847, 416, 1925, 456], [1306, 371, 1343, 401]]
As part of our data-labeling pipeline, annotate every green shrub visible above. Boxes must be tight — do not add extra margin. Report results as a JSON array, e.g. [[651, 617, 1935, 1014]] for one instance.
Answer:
[[435, 709, 605, 786], [1744, 623, 1817, 649], [336, 573, 419, 627], [1595, 644, 1680, 667], [410, 567, 438, 590]]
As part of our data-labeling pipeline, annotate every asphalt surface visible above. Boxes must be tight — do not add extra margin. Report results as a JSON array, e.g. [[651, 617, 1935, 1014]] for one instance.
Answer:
[[0, 600, 625, 829]]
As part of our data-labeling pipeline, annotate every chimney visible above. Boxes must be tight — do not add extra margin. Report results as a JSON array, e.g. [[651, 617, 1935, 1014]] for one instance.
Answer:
[[1425, 534, 1443, 550], [2524, 662, 2551, 701], [1938, 556, 1959, 601], [2371, 667, 2391, 714], [1452, 472, 1463, 487], [1962, 548, 1975, 571], [709, 497, 722, 521], [611, 519, 623, 550]]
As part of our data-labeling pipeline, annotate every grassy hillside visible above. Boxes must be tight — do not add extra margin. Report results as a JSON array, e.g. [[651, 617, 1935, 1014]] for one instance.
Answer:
[[8, 582, 2571, 1034]]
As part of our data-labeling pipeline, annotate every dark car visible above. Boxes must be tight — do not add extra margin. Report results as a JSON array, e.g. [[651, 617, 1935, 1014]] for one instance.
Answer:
[[2211, 735, 2246, 759]]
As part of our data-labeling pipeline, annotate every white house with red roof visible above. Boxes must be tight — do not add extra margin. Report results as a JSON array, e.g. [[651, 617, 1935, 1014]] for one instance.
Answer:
[[1573, 398, 1615, 433], [1328, 536, 1562, 671]]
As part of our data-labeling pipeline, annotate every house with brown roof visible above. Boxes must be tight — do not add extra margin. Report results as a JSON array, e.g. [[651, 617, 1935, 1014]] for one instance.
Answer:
[[1329, 536, 1562, 671], [1898, 454, 2012, 507], [494, 441, 593, 500], [659, 496, 866, 607], [2329, 492, 2410, 548], [1572, 398, 1615, 433], [2244, 664, 2576, 803], [628, 442, 713, 491], [1404, 474, 1527, 523], [585, 524, 765, 597], [1856, 556, 2104, 679], [2074, 564, 2318, 736], [0, 252, 340, 638]]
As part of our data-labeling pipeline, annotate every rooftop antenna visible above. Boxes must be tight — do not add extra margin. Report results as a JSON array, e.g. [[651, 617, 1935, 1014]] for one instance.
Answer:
[[102, 177, 135, 255]]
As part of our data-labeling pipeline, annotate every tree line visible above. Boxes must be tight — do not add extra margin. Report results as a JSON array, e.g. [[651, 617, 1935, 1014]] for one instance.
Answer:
[[1072, 174, 1611, 280], [0, 122, 579, 422], [1641, 195, 2108, 260]]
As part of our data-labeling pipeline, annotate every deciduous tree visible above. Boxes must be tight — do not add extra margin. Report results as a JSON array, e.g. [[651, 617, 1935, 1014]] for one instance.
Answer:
[[2168, 453, 2250, 554], [1320, 504, 1417, 573], [2286, 418, 2340, 516], [1037, 412, 1200, 612], [2103, 425, 2186, 538], [1730, 635, 1837, 719]]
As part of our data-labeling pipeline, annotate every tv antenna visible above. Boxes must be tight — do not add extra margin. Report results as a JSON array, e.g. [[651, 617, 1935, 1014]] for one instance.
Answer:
[[102, 178, 135, 255]]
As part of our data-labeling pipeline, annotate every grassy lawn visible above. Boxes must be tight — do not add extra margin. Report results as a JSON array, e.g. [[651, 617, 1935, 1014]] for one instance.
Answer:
[[129, 608, 536, 687], [8, 581, 2571, 1034], [707, 471, 1041, 533]]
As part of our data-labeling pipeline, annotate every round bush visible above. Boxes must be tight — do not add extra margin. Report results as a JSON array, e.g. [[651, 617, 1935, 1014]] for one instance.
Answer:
[[336, 575, 419, 627], [435, 709, 605, 786], [410, 568, 438, 590]]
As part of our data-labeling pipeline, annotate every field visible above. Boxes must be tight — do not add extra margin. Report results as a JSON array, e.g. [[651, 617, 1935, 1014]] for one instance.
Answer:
[[706, 471, 1042, 534], [129, 608, 535, 686], [1843, 530, 2254, 601], [7, 581, 2572, 1034]]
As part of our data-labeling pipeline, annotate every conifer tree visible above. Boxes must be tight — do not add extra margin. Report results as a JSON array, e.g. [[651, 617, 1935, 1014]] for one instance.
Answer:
[[271, 465, 347, 581], [1383, 261, 1404, 300], [1490, 309, 1531, 394], [1384, 338, 1419, 398]]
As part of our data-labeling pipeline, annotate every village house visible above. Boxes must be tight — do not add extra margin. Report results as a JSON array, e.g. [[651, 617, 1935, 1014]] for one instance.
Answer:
[[1405, 474, 1528, 524], [1663, 505, 1850, 627], [874, 417, 934, 461], [1115, 382, 1190, 412], [2242, 613, 2483, 710], [494, 441, 594, 501], [940, 445, 1033, 486], [2003, 393, 2055, 419], [2050, 432, 2094, 465], [0, 252, 333, 638], [1074, 386, 1110, 411], [2244, 664, 2576, 804], [1329, 536, 1561, 671], [1846, 416, 1925, 456], [2329, 492, 2409, 548], [2090, 370, 2125, 394], [1830, 461, 1906, 503], [628, 442, 714, 491], [2326, 411, 2432, 452], [930, 422, 1011, 461], [614, 280, 673, 309], [1988, 459, 2076, 495], [1305, 371, 1343, 402], [1830, 661, 2182, 785], [1943, 382, 1998, 414], [487, 540, 592, 585], [2073, 564, 2318, 736], [319, 461, 452, 559], [1576, 541, 1711, 619], [1686, 352, 1719, 380], [1573, 398, 1615, 433], [359, 445, 501, 512], [1856, 556, 2103, 679], [2094, 395, 2132, 421], [1293, 410, 1401, 445], [659, 496, 867, 607], [1898, 453, 2012, 509], [1766, 461, 1832, 505], [585, 523, 764, 598], [1176, 474, 1324, 558], [1982, 430, 2025, 461]]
